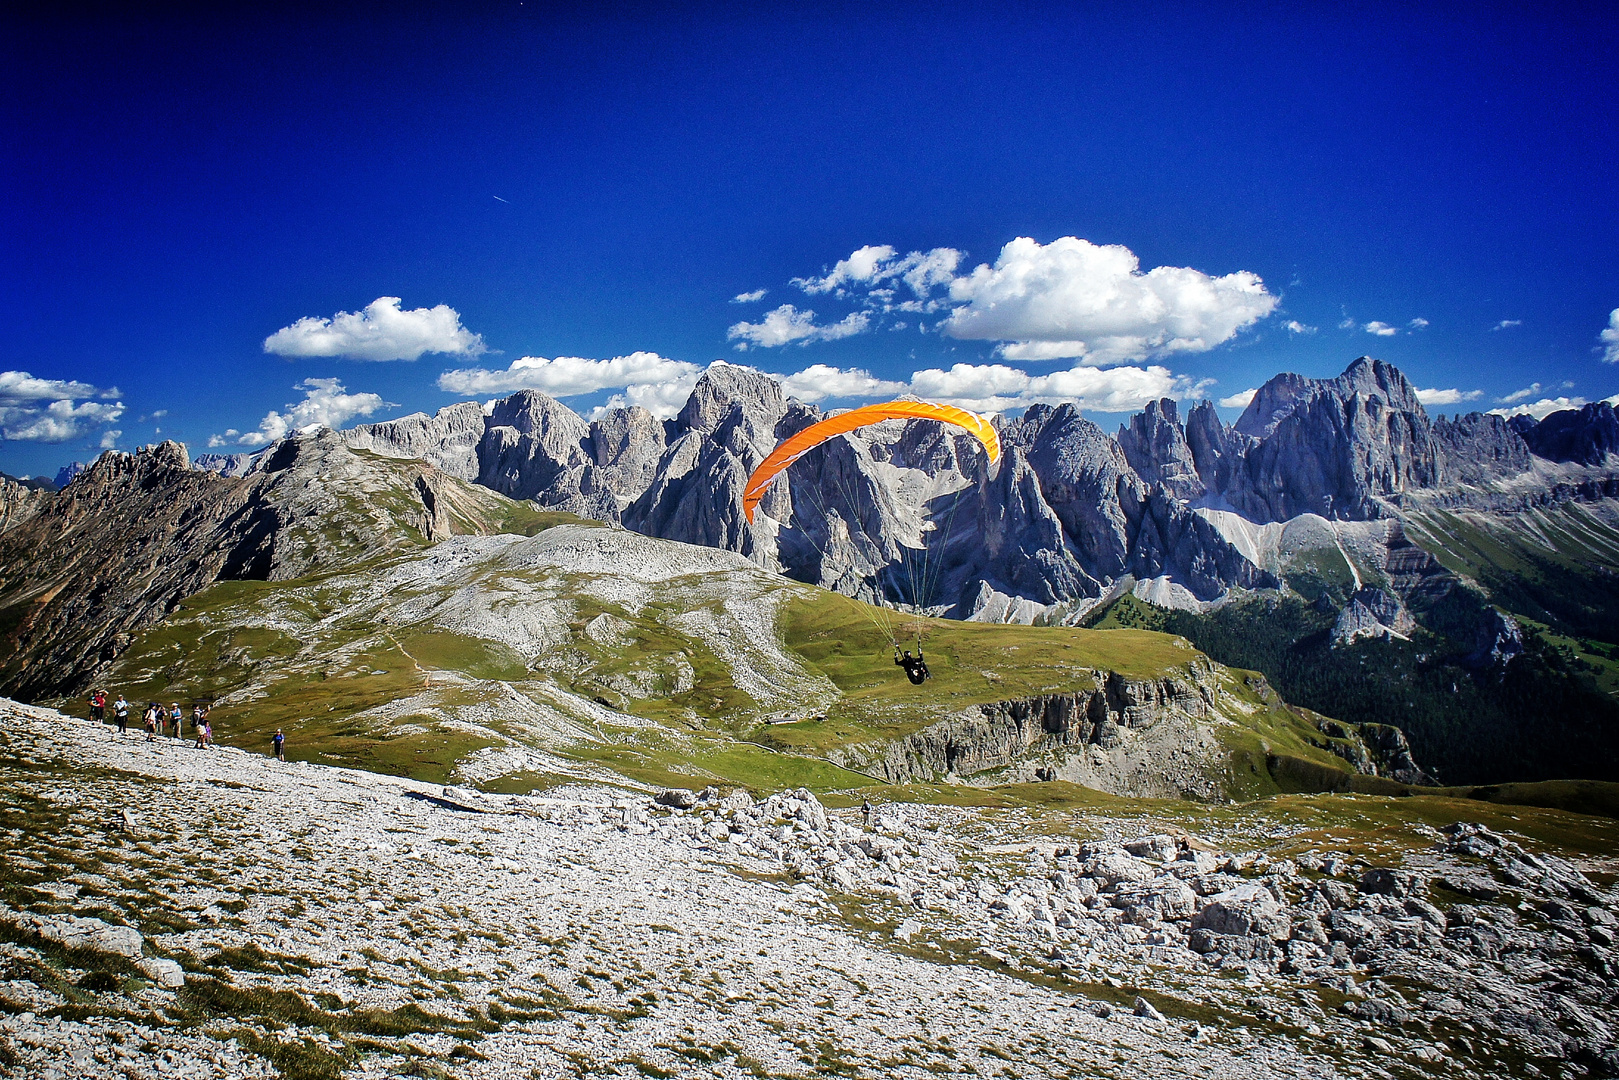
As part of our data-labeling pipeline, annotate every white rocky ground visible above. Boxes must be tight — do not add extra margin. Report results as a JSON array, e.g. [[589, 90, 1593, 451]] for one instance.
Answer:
[[2, 699, 1615, 1080]]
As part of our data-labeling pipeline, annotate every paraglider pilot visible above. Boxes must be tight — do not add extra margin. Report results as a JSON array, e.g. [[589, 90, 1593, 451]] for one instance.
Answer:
[[895, 647, 930, 685]]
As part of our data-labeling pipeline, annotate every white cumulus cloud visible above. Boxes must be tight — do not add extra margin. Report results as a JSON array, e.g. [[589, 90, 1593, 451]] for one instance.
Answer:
[[727, 305, 870, 349], [1284, 321, 1316, 335], [1218, 388, 1258, 409], [438, 351, 699, 399], [778, 365, 908, 403], [1408, 317, 1430, 330], [904, 362, 1188, 413], [99, 430, 121, 449], [793, 245, 964, 298], [1488, 396, 1587, 421], [1492, 319, 1522, 331], [230, 378, 390, 447], [1363, 321, 1399, 337], [263, 297, 486, 362], [941, 237, 1278, 364], [732, 289, 767, 303], [438, 351, 708, 420], [1415, 388, 1483, 406], [0, 370, 124, 443], [1600, 308, 1619, 364]]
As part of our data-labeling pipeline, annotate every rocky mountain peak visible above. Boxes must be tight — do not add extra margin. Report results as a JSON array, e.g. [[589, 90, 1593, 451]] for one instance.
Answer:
[[1117, 397, 1204, 500], [677, 361, 786, 438], [1236, 357, 1423, 440], [1220, 357, 1440, 522]]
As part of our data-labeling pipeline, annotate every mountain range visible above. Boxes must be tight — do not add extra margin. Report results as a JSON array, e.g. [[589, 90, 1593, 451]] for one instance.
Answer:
[[2, 356, 1616, 788]]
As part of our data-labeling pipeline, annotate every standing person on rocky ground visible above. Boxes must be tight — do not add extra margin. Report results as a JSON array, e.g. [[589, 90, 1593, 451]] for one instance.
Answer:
[[194, 718, 207, 750], [190, 703, 205, 734], [169, 703, 183, 740], [862, 797, 872, 831], [113, 695, 129, 735], [88, 689, 106, 724], [202, 718, 213, 749], [272, 728, 285, 762], [142, 703, 158, 743]]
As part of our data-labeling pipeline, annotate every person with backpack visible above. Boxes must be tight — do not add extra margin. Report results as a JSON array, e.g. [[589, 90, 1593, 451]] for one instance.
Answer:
[[89, 690, 106, 723], [271, 729, 285, 761], [142, 703, 158, 743], [191, 704, 206, 733], [169, 703, 183, 739], [113, 695, 129, 736]]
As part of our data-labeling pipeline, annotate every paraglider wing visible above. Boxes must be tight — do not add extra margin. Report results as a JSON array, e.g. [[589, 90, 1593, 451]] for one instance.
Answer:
[[742, 400, 1000, 523]]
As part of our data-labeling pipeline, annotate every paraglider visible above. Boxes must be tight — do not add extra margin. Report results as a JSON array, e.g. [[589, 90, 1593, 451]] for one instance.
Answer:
[[895, 648, 930, 685], [741, 400, 999, 523], [742, 400, 1000, 682]]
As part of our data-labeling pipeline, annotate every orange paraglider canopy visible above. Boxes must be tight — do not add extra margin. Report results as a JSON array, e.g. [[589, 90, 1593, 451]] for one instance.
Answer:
[[742, 400, 1000, 523]]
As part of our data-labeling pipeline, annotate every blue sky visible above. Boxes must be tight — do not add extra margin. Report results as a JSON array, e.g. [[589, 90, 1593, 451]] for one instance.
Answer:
[[4, 3, 1617, 478]]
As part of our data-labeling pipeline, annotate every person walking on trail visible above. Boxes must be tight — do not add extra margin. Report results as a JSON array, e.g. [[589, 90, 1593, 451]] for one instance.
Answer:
[[272, 729, 285, 762], [113, 695, 129, 736], [142, 703, 158, 743]]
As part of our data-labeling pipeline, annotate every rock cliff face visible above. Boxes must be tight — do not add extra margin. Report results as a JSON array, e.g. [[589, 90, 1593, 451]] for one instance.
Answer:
[[1221, 357, 1441, 522], [1117, 398, 1205, 500], [0, 474, 51, 535], [1431, 411, 1533, 482], [826, 662, 1229, 799]]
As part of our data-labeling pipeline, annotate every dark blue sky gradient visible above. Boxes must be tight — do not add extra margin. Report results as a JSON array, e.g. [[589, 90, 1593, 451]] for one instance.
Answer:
[[4, 2, 1616, 475]]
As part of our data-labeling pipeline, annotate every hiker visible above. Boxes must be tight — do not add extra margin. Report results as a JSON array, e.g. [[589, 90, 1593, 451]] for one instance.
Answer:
[[191, 704, 206, 733], [89, 689, 106, 723], [861, 797, 872, 831], [194, 719, 207, 749], [201, 719, 213, 749], [169, 703, 183, 739], [272, 729, 285, 762], [142, 703, 158, 743], [113, 695, 129, 736], [894, 648, 930, 685]]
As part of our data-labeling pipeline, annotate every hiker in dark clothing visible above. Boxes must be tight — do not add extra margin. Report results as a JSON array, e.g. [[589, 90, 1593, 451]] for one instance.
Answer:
[[272, 729, 285, 761], [862, 797, 873, 831], [89, 690, 106, 723], [114, 696, 129, 735], [895, 648, 930, 685]]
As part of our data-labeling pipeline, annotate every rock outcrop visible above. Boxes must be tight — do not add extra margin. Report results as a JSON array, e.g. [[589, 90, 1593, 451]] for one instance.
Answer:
[[1432, 411, 1533, 482], [341, 400, 488, 480], [825, 663, 1227, 799], [0, 474, 50, 534]]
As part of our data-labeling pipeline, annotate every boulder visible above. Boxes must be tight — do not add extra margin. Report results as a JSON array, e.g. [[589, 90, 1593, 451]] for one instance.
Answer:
[[1191, 884, 1290, 940]]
